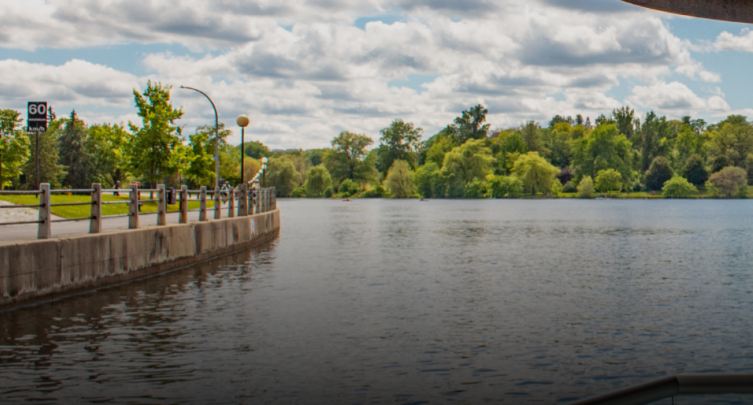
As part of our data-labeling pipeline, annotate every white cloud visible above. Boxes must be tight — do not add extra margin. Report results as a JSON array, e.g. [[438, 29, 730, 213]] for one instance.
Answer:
[[712, 28, 753, 52], [627, 81, 730, 112]]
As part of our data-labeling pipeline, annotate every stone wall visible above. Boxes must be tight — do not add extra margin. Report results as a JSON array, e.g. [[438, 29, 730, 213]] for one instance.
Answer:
[[0, 209, 280, 309]]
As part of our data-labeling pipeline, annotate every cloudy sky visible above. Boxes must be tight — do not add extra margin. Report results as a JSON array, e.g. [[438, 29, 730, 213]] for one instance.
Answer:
[[2, 0, 753, 149]]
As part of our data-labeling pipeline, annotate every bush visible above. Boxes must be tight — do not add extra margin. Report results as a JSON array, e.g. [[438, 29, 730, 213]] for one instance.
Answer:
[[661, 175, 697, 198], [595, 169, 623, 193], [338, 179, 360, 197], [556, 167, 574, 185], [323, 187, 334, 198], [487, 175, 523, 198], [562, 181, 577, 193], [710, 155, 732, 174], [291, 186, 306, 198], [577, 176, 595, 198], [708, 166, 747, 198], [465, 180, 488, 199], [362, 185, 385, 198], [645, 156, 674, 191], [683, 154, 708, 186]]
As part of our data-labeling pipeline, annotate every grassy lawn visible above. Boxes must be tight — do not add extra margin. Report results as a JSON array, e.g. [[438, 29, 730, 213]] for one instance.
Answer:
[[0, 194, 213, 219]]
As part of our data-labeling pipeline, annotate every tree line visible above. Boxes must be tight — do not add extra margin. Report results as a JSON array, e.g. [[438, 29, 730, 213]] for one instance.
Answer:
[[1, 81, 751, 199]]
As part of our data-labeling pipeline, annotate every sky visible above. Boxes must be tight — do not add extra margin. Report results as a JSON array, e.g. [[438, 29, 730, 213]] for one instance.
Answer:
[[2, 0, 753, 149]]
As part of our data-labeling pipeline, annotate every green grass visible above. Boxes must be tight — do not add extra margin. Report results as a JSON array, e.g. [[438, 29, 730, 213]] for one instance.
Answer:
[[0, 194, 213, 219]]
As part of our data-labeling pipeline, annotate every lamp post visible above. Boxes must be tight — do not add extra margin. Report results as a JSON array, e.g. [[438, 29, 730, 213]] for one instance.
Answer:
[[261, 157, 268, 187], [237, 115, 250, 184], [180, 86, 220, 189]]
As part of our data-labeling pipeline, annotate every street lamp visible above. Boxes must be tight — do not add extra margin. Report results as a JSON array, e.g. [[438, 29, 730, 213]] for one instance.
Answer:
[[261, 157, 268, 187], [237, 115, 250, 184], [180, 85, 220, 189]]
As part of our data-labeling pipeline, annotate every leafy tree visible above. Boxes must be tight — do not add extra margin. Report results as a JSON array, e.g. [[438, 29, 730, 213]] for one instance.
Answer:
[[414, 162, 440, 198], [662, 175, 697, 198], [22, 120, 66, 189], [549, 115, 572, 127], [454, 104, 490, 142], [291, 186, 306, 198], [128, 81, 185, 186], [323, 131, 377, 184], [612, 106, 636, 139], [58, 110, 92, 188], [218, 144, 240, 184], [556, 167, 574, 185], [708, 166, 747, 198], [86, 123, 130, 186], [487, 175, 523, 198], [577, 175, 595, 198], [682, 154, 708, 186], [465, 180, 488, 198], [265, 156, 301, 197], [595, 169, 623, 193], [710, 155, 732, 174], [302, 148, 326, 167], [707, 119, 753, 168], [673, 123, 705, 172], [747, 154, 753, 186], [242, 157, 262, 183], [570, 123, 633, 183], [384, 159, 416, 198], [544, 122, 575, 167], [338, 179, 361, 196], [304, 165, 332, 197], [0, 109, 30, 189], [492, 132, 528, 174], [511, 152, 559, 194], [442, 139, 495, 185], [286, 154, 312, 186], [245, 141, 271, 159], [645, 156, 674, 191], [520, 121, 542, 152], [637, 111, 671, 172], [186, 132, 216, 186], [377, 119, 423, 172]]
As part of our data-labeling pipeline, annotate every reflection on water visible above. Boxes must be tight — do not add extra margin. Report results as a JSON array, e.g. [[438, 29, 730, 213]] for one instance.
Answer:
[[3, 199, 753, 404]]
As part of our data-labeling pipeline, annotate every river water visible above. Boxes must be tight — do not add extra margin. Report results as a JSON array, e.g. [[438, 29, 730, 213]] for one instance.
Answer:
[[2, 199, 753, 404]]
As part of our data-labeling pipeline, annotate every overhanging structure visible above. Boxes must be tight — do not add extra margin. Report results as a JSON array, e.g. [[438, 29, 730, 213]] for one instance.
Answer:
[[622, 0, 753, 24]]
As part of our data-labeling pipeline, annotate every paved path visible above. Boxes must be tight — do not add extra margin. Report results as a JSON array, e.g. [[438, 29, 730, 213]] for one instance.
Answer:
[[0, 205, 243, 246]]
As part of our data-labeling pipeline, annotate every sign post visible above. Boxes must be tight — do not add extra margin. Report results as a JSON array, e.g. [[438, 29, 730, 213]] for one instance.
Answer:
[[27, 102, 48, 188]]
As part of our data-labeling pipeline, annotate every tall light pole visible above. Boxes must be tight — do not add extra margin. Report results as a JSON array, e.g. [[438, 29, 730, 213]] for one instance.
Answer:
[[180, 86, 220, 189], [237, 115, 250, 184]]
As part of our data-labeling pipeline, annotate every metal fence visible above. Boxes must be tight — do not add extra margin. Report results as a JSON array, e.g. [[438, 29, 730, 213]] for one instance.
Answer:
[[0, 182, 277, 240]]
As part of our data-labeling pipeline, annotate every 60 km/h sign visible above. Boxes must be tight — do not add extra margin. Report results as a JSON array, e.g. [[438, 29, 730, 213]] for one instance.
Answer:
[[27, 102, 48, 133]]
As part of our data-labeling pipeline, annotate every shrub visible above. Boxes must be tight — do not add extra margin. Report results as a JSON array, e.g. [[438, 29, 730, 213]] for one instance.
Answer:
[[556, 167, 574, 185], [323, 187, 334, 198], [683, 154, 708, 186], [465, 180, 488, 198], [291, 186, 306, 198], [595, 169, 623, 193], [362, 185, 385, 198], [577, 176, 595, 198], [708, 166, 747, 198], [711, 155, 732, 174], [562, 181, 577, 193], [487, 175, 524, 198], [645, 156, 674, 191], [661, 175, 697, 198], [338, 179, 360, 197]]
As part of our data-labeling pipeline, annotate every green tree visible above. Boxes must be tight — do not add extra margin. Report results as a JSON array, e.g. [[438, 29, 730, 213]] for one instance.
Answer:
[[58, 110, 91, 188], [454, 104, 490, 142], [86, 123, 130, 186], [185, 132, 216, 186], [304, 165, 332, 197], [0, 109, 30, 189], [682, 154, 708, 186], [442, 139, 495, 185], [595, 169, 623, 193], [645, 156, 674, 191], [384, 159, 416, 198], [637, 111, 672, 172], [22, 120, 67, 189], [612, 106, 636, 139], [128, 81, 185, 186], [414, 162, 440, 198], [324, 131, 377, 185], [265, 156, 301, 197], [511, 152, 559, 194], [245, 141, 271, 159], [673, 124, 705, 172], [492, 132, 527, 174], [543, 122, 573, 167], [707, 119, 753, 168], [577, 175, 595, 198], [662, 175, 697, 198], [377, 119, 423, 172], [520, 121, 542, 152], [487, 175, 524, 198], [708, 166, 747, 198], [570, 124, 633, 184]]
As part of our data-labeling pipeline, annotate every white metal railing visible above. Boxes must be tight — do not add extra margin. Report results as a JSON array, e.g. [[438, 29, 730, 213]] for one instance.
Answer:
[[0, 182, 277, 240]]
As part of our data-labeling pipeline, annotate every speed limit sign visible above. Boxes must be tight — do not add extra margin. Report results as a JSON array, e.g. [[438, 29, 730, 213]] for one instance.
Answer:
[[27, 101, 47, 133]]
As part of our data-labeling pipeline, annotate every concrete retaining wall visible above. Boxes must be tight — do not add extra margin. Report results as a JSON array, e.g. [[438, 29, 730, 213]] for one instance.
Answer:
[[0, 209, 280, 309]]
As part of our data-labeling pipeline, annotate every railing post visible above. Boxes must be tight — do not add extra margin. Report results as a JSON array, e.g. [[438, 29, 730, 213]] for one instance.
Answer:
[[157, 184, 167, 226], [238, 183, 248, 216], [38, 183, 51, 239], [228, 186, 236, 218], [214, 186, 221, 220], [90, 183, 102, 234], [199, 186, 207, 221], [273, 188, 277, 210], [129, 183, 139, 229], [179, 185, 188, 224]]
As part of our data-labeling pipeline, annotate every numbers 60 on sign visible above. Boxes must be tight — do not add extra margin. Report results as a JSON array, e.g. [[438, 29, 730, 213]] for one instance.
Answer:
[[28, 103, 46, 116]]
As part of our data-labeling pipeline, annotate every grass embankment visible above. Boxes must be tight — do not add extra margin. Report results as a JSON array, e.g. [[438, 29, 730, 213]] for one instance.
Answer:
[[558, 186, 753, 199], [0, 194, 213, 219]]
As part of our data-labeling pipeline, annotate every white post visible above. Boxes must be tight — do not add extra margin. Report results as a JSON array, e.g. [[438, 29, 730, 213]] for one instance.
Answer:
[[38, 183, 51, 239], [90, 183, 102, 233]]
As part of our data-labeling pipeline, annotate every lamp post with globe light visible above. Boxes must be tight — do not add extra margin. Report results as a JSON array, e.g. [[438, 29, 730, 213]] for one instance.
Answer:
[[237, 115, 250, 184]]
